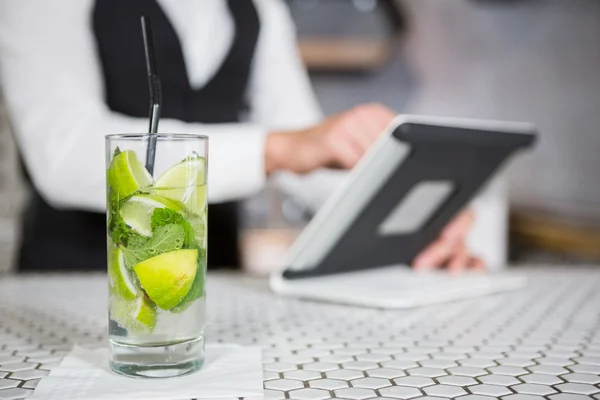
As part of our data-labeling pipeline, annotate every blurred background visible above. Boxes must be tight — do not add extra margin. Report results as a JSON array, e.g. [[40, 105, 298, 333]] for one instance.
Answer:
[[1, 0, 600, 273]]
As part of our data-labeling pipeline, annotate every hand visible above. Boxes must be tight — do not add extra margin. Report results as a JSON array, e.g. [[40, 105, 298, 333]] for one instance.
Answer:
[[412, 210, 485, 271], [265, 103, 396, 174]]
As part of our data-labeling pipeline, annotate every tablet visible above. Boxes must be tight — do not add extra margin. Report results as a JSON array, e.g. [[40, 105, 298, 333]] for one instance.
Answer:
[[270, 115, 537, 308]]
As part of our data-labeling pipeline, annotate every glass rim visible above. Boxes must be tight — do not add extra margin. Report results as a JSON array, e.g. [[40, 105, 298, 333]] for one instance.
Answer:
[[105, 133, 208, 141]]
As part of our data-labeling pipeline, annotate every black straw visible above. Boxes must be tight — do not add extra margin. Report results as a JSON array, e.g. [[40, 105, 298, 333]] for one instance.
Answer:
[[141, 15, 161, 176]]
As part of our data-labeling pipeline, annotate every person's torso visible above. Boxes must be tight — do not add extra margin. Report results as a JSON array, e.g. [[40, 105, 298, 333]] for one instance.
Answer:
[[18, 0, 261, 271]]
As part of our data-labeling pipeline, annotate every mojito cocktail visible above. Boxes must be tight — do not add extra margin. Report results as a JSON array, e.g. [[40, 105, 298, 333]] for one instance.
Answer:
[[106, 134, 207, 378]]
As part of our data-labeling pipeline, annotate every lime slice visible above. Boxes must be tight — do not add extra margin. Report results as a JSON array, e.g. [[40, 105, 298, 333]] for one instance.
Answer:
[[110, 295, 157, 334], [108, 246, 139, 299], [171, 247, 206, 313], [108, 150, 153, 199], [119, 194, 185, 237], [153, 158, 207, 215], [133, 249, 198, 310]]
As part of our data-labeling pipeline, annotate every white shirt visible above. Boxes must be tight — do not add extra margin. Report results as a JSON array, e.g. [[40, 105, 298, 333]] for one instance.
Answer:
[[0, 0, 323, 211]]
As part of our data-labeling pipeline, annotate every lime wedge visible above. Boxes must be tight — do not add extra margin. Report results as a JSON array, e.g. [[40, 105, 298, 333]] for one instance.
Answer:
[[110, 295, 157, 334], [119, 194, 185, 237], [153, 158, 207, 215], [108, 246, 139, 299], [133, 249, 198, 310], [108, 150, 153, 199], [171, 247, 206, 313]]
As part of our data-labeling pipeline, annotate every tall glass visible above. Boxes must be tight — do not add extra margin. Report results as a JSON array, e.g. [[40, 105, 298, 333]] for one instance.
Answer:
[[105, 134, 208, 378]]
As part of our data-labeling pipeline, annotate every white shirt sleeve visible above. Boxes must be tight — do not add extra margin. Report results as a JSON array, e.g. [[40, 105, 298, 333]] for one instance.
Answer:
[[249, 0, 347, 211], [0, 0, 267, 213]]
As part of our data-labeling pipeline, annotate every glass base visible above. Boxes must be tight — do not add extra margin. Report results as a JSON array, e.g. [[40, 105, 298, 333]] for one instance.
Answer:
[[109, 336, 204, 378]]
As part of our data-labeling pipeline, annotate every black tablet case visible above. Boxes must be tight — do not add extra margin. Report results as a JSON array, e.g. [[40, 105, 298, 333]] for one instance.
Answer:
[[283, 122, 536, 280]]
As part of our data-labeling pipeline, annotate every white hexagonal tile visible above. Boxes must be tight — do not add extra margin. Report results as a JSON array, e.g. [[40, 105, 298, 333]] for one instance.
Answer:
[[341, 361, 378, 371], [406, 367, 445, 378], [434, 352, 468, 361], [528, 365, 570, 375], [289, 388, 331, 400], [0, 379, 19, 390], [562, 373, 600, 385], [379, 385, 421, 399], [458, 395, 497, 400], [297, 349, 333, 358], [355, 353, 392, 363], [418, 359, 457, 369], [334, 388, 376, 400], [0, 387, 33, 400], [567, 364, 600, 375], [478, 374, 520, 386], [334, 348, 368, 356], [302, 362, 339, 372], [22, 379, 40, 389], [0, 357, 24, 366], [285, 370, 323, 381], [503, 395, 547, 400], [448, 366, 487, 377], [371, 347, 406, 355], [555, 383, 599, 395], [395, 353, 430, 362], [535, 358, 574, 367], [497, 358, 536, 368], [264, 388, 286, 399], [264, 362, 299, 372], [319, 354, 354, 364], [515, 383, 559, 396], [424, 384, 467, 397], [459, 358, 497, 368], [0, 362, 38, 372], [326, 369, 365, 381], [393, 376, 435, 388], [543, 351, 578, 359], [575, 357, 600, 366], [549, 394, 593, 400], [279, 355, 317, 364], [263, 370, 280, 382], [7, 369, 48, 381], [468, 352, 505, 360], [469, 384, 512, 397], [265, 379, 305, 391], [437, 375, 478, 386], [521, 373, 563, 385], [509, 351, 543, 359], [351, 377, 391, 390], [309, 378, 349, 390], [488, 366, 527, 376], [381, 360, 419, 370], [366, 368, 406, 379]]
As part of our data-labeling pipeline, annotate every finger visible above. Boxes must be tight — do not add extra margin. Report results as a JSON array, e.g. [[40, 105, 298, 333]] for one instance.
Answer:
[[447, 245, 469, 271], [442, 210, 475, 242], [343, 113, 374, 152], [328, 132, 364, 169], [413, 239, 459, 270], [354, 104, 396, 140], [467, 256, 486, 270]]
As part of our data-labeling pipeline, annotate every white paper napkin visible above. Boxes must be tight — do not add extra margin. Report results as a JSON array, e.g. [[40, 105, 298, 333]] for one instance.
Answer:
[[30, 344, 264, 400]]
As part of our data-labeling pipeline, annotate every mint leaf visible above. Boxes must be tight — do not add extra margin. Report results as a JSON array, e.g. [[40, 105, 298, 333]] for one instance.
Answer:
[[151, 208, 196, 248], [107, 194, 146, 248], [113, 146, 122, 158], [121, 224, 185, 268], [108, 212, 147, 248]]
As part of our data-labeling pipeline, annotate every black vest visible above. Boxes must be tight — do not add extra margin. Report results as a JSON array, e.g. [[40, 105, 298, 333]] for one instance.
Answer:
[[17, 0, 260, 272]]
